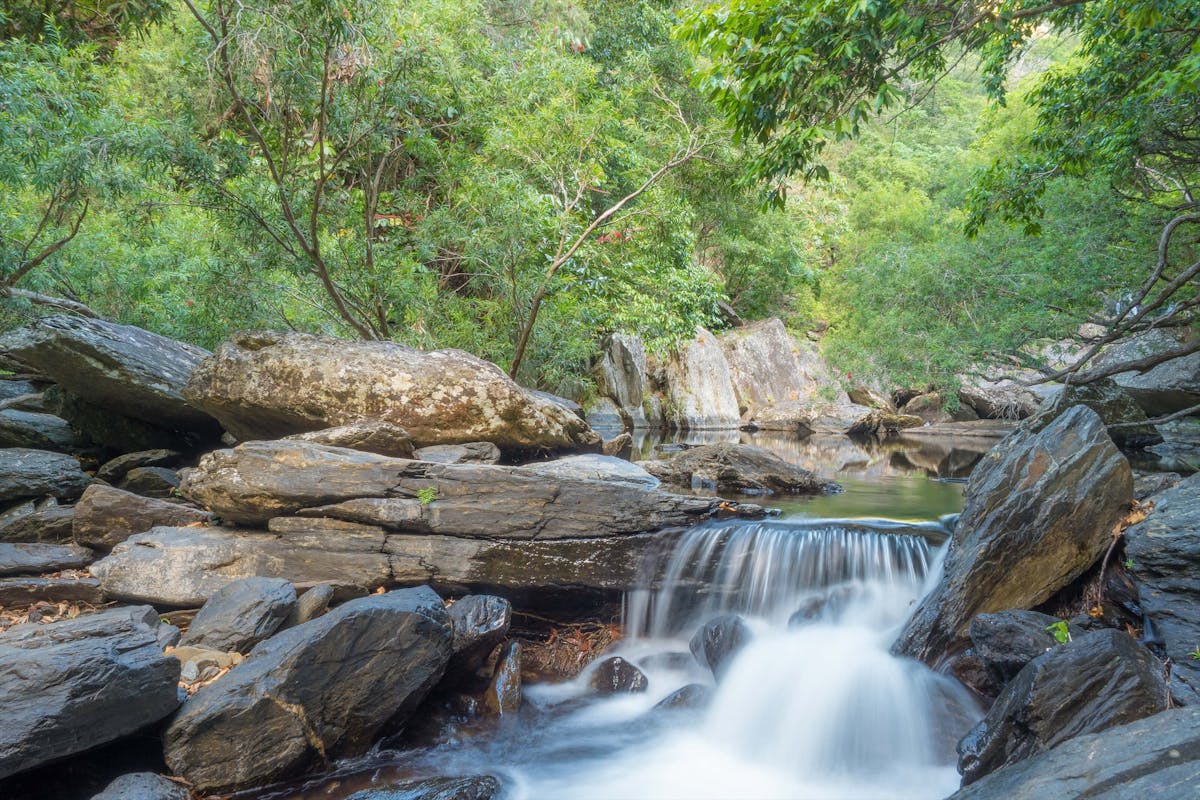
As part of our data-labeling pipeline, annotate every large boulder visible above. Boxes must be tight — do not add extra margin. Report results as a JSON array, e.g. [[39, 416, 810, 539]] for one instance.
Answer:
[[182, 330, 599, 452], [163, 587, 452, 793], [91, 524, 682, 608], [0, 448, 90, 504], [894, 406, 1132, 663], [179, 440, 715, 534], [73, 484, 212, 550], [639, 443, 837, 495], [658, 327, 741, 430], [1125, 472, 1200, 705], [1092, 329, 1200, 416], [947, 707, 1200, 800], [594, 332, 652, 429], [0, 316, 219, 443], [953, 610, 1080, 698], [957, 629, 1167, 785], [179, 576, 296, 654], [0, 606, 181, 780], [0, 410, 78, 452], [957, 379, 1040, 421], [1029, 378, 1163, 449]]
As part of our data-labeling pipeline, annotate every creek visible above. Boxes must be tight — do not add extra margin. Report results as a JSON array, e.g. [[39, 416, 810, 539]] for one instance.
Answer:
[[248, 431, 987, 800]]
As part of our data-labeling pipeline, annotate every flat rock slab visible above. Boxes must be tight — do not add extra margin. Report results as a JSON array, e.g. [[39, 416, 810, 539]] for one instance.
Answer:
[[523, 454, 660, 488], [640, 442, 838, 495], [0, 448, 90, 504], [948, 707, 1200, 800], [0, 502, 74, 543], [285, 420, 415, 458], [181, 440, 717, 535], [0, 542, 93, 577], [0, 576, 103, 607], [91, 524, 682, 608], [164, 587, 452, 793], [894, 406, 1132, 663], [73, 484, 212, 550], [0, 315, 217, 432], [0, 606, 181, 780], [413, 442, 501, 464], [182, 330, 599, 452], [0, 409, 78, 452]]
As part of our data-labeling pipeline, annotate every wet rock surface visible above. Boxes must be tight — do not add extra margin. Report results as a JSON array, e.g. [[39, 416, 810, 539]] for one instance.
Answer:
[[588, 656, 649, 694], [957, 629, 1167, 785], [948, 707, 1200, 800], [179, 576, 296, 654], [484, 641, 522, 715], [182, 330, 599, 452], [640, 442, 837, 495], [690, 615, 752, 680], [0, 606, 181, 780], [164, 587, 452, 793], [954, 610, 1079, 697], [89, 772, 188, 800], [447, 595, 512, 679], [345, 776, 503, 800], [1124, 472, 1200, 705], [894, 406, 1132, 663]]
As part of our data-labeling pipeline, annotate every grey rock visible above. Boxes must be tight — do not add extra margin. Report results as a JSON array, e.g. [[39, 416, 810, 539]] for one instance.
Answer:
[[73, 484, 211, 550], [589, 656, 648, 694], [484, 641, 521, 715], [0, 448, 90, 504], [660, 327, 741, 430], [286, 420, 415, 458], [958, 629, 1168, 785], [1093, 329, 1200, 416], [448, 595, 512, 679], [95, 449, 183, 484], [594, 332, 651, 429], [0, 409, 78, 452], [179, 576, 296, 654], [413, 442, 501, 465], [346, 776, 502, 800], [901, 392, 980, 424], [182, 330, 599, 452], [0, 542, 93, 576], [42, 386, 200, 452], [1125, 472, 1200, 705], [947, 707, 1200, 800], [283, 583, 335, 628], [585, 395, 629, 431], [953, 610, 1078, 697], [1028, 378, 1163, 449], [0, 606, 181, 780], [1133, 471, 1181, 501], [91, 525, 391, 607], [894, 406, 1132, 663], [0, 576, 103, 607], [0, 316, 217, 433], [0, 501, 74, 543], [117, 466, 180, 499], [181, 440, 717, 534], [957, 379, 1040, 421], [640, 442, 837, 495], [523, 454, 660, 487], [91, 772, 188, 800], [601, 432, 633, 459], [690, 615, 752, 680], [654, 683, 713, 711], [718, 318, 812, 418], [163, 587, 452, 793]]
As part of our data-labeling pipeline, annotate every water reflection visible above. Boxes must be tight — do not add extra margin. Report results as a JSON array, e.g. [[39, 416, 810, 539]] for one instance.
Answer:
[[600, 426, 1001, 522]]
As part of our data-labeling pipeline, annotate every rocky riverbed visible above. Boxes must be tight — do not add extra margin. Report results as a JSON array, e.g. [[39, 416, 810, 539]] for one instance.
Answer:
[[0, 315, 1197, 799]]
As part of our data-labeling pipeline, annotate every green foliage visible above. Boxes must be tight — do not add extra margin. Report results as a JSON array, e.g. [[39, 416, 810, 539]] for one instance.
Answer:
[[416, 487, 438, 505], [1046, 620, 1071, 645]]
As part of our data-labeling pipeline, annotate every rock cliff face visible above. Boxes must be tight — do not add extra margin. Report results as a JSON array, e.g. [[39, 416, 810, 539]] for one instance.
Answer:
[[594, 333, 652, 429], [659, 328, 742, 430]]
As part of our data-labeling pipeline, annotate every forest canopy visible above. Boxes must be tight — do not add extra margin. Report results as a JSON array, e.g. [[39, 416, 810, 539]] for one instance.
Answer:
[[0, 0, 1195, 398]]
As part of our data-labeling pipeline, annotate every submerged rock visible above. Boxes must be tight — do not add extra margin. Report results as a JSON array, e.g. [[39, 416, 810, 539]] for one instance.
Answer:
[[894, 406, 1131, 664], [957, 629, 1167, 785], [1124, 472, 1200, 705], [183, 330, 599, 452], [654, 683, 713, 711], [690, 615, 752, 680], [589, 656, 649, 694], [179, 576, 296, 654], [0, 606, 181, 780], [345, 776, 502, 800], [164, 587, 452, 793], [484, 641, 522, 715], [640, 442, 837, 495], [90, 772, 188, 800]]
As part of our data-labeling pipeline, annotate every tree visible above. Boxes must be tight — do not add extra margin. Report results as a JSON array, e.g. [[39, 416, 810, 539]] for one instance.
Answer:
[[679, 0, 1200, 409]]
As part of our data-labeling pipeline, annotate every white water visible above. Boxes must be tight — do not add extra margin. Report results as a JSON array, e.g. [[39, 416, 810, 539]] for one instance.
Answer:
[[313, 518, 979, 800], [500, 519, 978, 800]]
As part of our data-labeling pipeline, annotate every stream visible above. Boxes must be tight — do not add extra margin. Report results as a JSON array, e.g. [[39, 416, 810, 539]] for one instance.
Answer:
[[249, 431, 988, 800]]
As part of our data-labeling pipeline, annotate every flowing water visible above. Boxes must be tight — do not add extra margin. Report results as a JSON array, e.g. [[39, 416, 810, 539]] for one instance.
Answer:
[[248, 435, 987, 800]]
